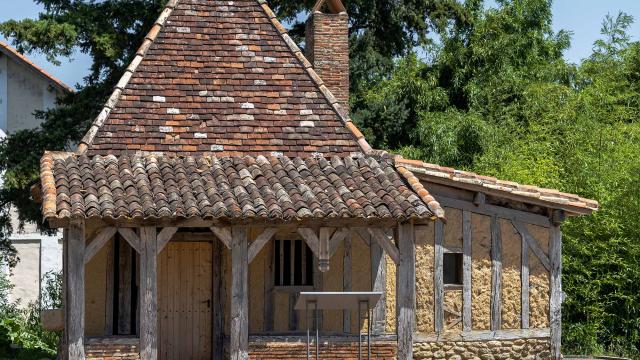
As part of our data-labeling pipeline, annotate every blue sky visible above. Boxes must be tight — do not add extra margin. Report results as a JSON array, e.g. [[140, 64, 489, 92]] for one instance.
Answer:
[[1, 0, 640, 87]]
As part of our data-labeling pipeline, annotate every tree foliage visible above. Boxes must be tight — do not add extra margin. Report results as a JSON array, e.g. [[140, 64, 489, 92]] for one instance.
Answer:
[[1, 0, 639, 357]]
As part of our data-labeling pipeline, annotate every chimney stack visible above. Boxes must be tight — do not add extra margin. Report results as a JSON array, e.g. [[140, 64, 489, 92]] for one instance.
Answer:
[[306, 0, 349, 112]]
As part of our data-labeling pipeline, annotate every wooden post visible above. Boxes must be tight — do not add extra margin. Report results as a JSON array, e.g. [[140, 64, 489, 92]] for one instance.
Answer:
[[117, 237, 133, 335], [67, 220, 86, 359], [521, 226, 530, 329], [105, 239, 115, 335], [230, 226, 249, 360], [370, 239, 386, 335], [462, 211, 472, 332], [212, 236, 225, 358], [490, 216, 502, 331], [396, 222, 415, 360], [434, 220, 444, 333], [139, 227, 158, 360], [61, 229, 68, 359], [264, 239, 274, 332], [550, 226, 562, 359], [343, 236, 352, 333]]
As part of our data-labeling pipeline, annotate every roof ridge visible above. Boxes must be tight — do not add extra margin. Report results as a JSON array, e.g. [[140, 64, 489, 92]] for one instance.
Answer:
[[255, 0, 374, 155], [77, 0, 181, 154], [0, 40, 73, 93]]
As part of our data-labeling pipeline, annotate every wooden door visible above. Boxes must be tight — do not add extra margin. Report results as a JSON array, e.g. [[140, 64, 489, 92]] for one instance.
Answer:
[[158, 242, 213, 360]]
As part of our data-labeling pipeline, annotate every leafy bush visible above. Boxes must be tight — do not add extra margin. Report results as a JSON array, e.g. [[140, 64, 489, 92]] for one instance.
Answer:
[[0, 270, 62, 359]]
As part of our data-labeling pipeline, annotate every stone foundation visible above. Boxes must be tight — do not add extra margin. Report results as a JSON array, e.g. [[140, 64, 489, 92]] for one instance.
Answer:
[[414, 338, 551, 360]]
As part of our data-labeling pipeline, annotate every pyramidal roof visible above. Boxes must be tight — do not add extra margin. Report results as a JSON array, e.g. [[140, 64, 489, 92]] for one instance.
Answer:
[[78, 0, 371, 157]]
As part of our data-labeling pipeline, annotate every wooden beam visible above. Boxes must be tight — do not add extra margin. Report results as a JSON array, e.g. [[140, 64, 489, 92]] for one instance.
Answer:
[[368, 228, 399, 265], [117, 237, 133, 335], [329, 227, 350, 258], [264, 240, 274, 332], [462, 211, 472, 332], [139, 226, 158, 360], [396, 222, 415, 360], [248, 228, 277, 263], [353, 227, 371, 246], [105, 239, 115, 335], [117, 228, 141, 254], [67, 220, 86, 359], [298, 228, 319, 256], [414, 328, 551, 342], [343, 236, 352, 333], [156, 227, 178, 255], [434, 220, 444, 333], [490, 216, 502, 331], [512, 221, 551, 272], [230, 226, 249, 360], [435, 195, 551, 228], [521, 225, 530, 329], [473, 192, 486, 205], [84, 227, 117, 264], [550, 226, 562, 360], [370, 238, 386, 335], [212, 239, 225, 359], [211, 226, 232, 249]]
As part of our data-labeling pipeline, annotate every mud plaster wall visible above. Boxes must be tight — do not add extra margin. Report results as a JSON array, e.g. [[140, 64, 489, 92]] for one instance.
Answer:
[[385, 252, 396, 333], [471, 213, 492, 330], [415, 224, 434, 333], [528, 224, 550, 328], [323, 242, 344, 332], [501, 219, 522, 329], [349, 234, 372, 333], [84, 230, 110, 337], [443, 208, 463, 249], [443, 289, 462, 332]]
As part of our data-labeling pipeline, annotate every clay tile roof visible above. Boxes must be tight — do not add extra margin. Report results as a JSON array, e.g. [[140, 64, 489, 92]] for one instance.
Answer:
[[41, 152, 436, 224], [395, 158, 599, 216], [78, 0, 372, 158], [0, 40, 73, 93]]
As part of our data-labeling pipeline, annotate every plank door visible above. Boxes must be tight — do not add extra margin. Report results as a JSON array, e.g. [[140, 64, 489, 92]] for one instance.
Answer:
[[158, 242, 213, 360]]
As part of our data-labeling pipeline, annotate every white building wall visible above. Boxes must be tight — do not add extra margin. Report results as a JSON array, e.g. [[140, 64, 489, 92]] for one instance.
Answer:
[[0, 51, 66, 307]]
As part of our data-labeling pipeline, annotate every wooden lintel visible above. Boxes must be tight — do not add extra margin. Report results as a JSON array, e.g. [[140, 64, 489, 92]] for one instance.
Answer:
[[84, 227, 117, 264], [156, 227, 178, 255], [211, 226, 232, 249], [248, 228, 277, 263], [415, 328, 551, 343], [117, 228, 141, 254], [368, 228, 399, 264], [512, 221, 551, 272]]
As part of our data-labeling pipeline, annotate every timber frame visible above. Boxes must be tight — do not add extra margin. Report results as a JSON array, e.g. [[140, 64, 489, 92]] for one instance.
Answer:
[[62, 220, 418, 360]]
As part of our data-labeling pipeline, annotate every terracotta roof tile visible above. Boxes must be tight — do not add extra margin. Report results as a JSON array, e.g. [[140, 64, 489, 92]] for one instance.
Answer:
[[42, 152, 435, 223], [78, 0, 371, 157], [395, 158, 599, 215]]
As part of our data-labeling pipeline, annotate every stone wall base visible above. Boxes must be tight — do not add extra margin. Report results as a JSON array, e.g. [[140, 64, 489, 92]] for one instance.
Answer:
[[414, 338, 551, 360]]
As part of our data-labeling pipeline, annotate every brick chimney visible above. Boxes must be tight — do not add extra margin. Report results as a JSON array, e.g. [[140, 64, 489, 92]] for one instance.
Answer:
[[305, 0, 349, 111]]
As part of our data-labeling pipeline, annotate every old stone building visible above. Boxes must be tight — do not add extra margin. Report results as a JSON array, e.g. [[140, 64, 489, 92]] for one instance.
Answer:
[[36, 0, 597, 359]]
